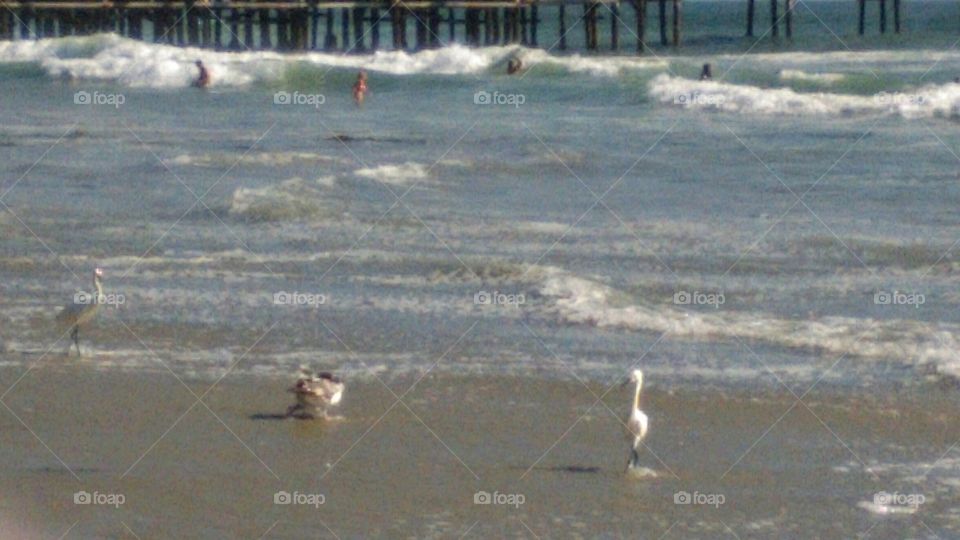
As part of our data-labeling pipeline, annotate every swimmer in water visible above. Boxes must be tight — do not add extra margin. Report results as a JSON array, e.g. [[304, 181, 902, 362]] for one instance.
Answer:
[[699, 63, 712, 81], [193, 60, 210, 89], [352, 70, 368, 106], [507, 56, 523, 75]]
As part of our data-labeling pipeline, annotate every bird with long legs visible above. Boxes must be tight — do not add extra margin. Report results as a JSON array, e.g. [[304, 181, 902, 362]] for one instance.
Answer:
[[286, 368, 345, 420], [623, 369, 649, 472], [56, 267, 103, 357]]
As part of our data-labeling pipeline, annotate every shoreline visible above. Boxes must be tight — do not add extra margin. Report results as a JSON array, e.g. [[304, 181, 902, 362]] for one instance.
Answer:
[[2, 363, 958, 538]]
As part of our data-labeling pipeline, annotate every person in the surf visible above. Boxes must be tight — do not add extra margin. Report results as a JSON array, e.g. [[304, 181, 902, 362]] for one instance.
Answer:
[[699, 63, 712, 81], [507, 56, 523, 75], [193, 60, 211, 89], [352, 70, 368, 106]]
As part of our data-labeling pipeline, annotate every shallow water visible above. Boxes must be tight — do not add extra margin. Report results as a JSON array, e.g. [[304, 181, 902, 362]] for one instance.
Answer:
[[2, 366, 959, 538]]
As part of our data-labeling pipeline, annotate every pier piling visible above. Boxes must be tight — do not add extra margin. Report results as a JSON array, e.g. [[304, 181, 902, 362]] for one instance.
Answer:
[[0, 0, 911, 54], [769, 0, 777, 38], [671, 0, 679, 46], [657, 0, 666, 45]]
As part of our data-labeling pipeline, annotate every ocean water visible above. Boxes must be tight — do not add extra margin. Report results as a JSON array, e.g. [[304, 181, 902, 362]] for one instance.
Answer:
[[2, 1, 960, 535]]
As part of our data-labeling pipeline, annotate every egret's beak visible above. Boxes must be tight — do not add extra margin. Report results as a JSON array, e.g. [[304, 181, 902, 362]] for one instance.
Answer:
[[619, 378, 631, 389]]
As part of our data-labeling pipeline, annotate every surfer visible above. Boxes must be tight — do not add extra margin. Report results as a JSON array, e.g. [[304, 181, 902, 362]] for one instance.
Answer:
[[193, 60, 211, 89], [699, 63, 712, 81], [507, 56, 523, 75], [352, 70, 368, 106]]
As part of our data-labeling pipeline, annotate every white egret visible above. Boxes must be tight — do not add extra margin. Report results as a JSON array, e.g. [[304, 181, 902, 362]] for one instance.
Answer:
[[56, 268, 103, 356], [624, 369, 649, 470]]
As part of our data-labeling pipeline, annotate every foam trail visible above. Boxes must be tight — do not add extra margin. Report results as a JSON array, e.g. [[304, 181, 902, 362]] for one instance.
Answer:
[[649, 74, 960, 119], [537, 267, 960, 377]]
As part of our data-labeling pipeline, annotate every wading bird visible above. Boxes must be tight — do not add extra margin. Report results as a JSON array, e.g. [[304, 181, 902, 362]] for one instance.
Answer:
[[286, 369, 345, 419], [623, 369, 649, 471], [56, 267, 103, 356]]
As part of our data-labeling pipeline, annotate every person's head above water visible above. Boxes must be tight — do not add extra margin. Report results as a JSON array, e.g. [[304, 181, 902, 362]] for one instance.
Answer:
[[357, 70, 367, 80], [195, 60, 203, 67]]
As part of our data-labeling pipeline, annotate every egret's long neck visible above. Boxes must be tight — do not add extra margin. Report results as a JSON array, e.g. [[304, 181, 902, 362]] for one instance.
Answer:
[[93, 278, 103, 304], [632, 381, 642, 410]]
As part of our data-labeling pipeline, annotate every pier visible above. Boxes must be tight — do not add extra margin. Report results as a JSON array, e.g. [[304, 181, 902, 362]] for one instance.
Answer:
[[0, 0, 903, 53]]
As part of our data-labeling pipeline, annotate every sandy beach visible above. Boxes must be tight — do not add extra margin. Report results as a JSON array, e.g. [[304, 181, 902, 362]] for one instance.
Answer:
[[0, 362, 957, 538]]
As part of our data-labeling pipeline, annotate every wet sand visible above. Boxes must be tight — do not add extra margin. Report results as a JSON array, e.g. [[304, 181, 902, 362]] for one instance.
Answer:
[[1, 362, 959, 539]]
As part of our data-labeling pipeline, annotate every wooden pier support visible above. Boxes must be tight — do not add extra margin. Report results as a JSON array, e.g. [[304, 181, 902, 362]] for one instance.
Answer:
[[229, 9, 242, 49], [338, 7, 348, 49], [671, 0, 679, 46], [610, 3, 618, 50], [243, 9, 254, 48], [633, 0, 645, 52], [414, 8, 427, 49], [657, 0, 666, 45], [390, 2, 405, 50], [857, 0, 865, 35], [370, 8, 380, 49], [893, 0, 900, 32], [558, 4, 566, 49], [583, 2, 598, 51], [0, 9, 10, 40], [530, 4, 538, 46], [429, 7, 441, 46], [769, 0, 777, 38], [352, 7, 364, 50], [325, 8, 336, 49], [879, 0, 886, 33], [784, 0, 793, 38], [0, 0, 901, 54]]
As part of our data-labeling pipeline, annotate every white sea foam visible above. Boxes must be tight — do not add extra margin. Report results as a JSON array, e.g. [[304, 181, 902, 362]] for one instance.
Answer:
[[650, 74, 960, 119], [166, 151, 337, 168], [354, 162, 430, 186], [228, 177, 334, 222], [779, 69, 847, 84], [0, 34, 668, 87], [534, 266, 960, 377]]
